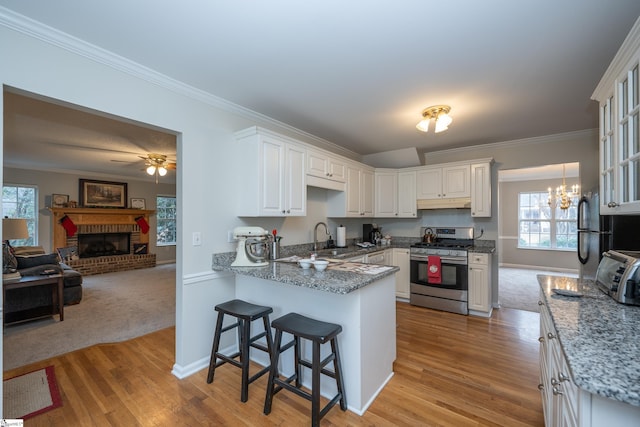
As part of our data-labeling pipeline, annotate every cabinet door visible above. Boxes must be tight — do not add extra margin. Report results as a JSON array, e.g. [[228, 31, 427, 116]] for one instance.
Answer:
[[284, 144, 306, 216], [361, 169, 375, 217], [416, 167, 442, 199], [260, 138, 286, 216], [307, 149, 329, 178], [374, 171, 398, 217], [393, 248, 410, 298], [328, 157, 347, 182], [345, 166, 362, 216], [468, 264, 489, 311], [471, 162, 491, 217], [398, 171, 417, 217], [442, 165, 470, 198]]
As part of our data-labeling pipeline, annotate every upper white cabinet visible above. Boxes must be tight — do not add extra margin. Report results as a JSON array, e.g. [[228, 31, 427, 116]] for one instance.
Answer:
[[307, 149, 347, 183], [471, 161, 492, 217], [328, 163, 374, 217], [374, 169, 417, 218], [416, 164, 470, 199], [235, 127, 306, 217], [593, 19, 640, 214]]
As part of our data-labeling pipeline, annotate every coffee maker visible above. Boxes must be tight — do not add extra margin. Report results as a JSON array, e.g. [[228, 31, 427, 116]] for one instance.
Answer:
[[363, 223, 381, 244]]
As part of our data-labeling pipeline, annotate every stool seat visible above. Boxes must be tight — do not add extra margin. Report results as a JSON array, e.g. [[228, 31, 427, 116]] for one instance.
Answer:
[[271, 312, 342, 343], [264, 312, 347, 426], [207, 299, 273, 403], [216, 299, 273, 320]]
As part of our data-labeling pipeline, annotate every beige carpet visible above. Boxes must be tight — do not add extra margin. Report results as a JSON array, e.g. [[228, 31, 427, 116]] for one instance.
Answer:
[[3, 263, 176, 370], [499, 267, 577, 312]]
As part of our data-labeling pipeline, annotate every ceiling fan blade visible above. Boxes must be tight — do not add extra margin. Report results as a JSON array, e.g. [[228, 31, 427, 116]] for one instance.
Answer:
[[36, 140, 145, 156]]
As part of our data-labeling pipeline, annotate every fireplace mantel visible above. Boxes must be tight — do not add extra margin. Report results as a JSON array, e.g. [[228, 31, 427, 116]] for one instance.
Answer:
[[50, 207, 155, 252]]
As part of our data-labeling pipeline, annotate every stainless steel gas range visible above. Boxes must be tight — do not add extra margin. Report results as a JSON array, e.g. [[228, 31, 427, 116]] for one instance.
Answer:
[[409, 227, 473, 315]]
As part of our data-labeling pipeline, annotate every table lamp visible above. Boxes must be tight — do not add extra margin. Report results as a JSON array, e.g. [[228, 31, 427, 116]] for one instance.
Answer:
[[3, 218, 29, 275]]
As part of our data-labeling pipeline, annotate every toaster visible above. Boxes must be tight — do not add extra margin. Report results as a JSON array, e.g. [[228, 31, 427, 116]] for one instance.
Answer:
[[595, 250, 640, 306]]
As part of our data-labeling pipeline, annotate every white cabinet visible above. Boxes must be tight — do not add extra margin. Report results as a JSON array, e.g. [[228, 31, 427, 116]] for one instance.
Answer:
[[392, 248, 410, 299], [468, 252, 492, 316], [328, 164, 374, 217], [235, 127, 306, 217], [470, 162, 492, 217], [374, 170, 417, 218], [307, 149, 346, 183], [593, 19, 640, 214], [365, 251, 385, 264], [416, 164, 470, 200]]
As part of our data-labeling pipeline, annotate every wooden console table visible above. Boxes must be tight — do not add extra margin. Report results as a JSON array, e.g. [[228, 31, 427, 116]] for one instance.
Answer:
[[3, 274, 64, 324]]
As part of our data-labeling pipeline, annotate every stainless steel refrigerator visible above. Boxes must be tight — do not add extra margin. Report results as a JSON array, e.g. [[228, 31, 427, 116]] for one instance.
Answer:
[[578, 192, 640, 279]]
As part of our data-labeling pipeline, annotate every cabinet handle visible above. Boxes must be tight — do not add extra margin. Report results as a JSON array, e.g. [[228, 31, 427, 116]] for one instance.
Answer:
[[537, 384, 544, 391], [281, 210, 286, 214], [538, 301, 544, 306], [608, 202, 618, 208], [547, 332, 556, 339], [286, 209, 290, 214], [559, 372, 570, 382], [552, 386, 563, 396], [551, 378, 559, 386], [538, 337, 544, 343]]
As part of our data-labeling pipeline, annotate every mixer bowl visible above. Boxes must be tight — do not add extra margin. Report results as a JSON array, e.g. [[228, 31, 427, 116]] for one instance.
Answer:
[[245, 238, 269, 263]]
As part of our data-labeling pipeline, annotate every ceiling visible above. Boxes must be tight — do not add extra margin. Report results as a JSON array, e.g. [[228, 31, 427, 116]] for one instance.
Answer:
[[2, 1, 640, 180]]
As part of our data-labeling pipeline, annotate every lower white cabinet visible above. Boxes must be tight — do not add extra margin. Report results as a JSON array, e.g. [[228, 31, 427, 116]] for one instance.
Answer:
[[468, 252, 492, 316], [391, 248, 410, 299], [365, 251, 385, 265]]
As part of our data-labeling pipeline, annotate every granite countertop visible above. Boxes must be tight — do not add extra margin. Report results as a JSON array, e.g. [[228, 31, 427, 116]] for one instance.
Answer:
[[537, 274, 640, 407], [212, 251, 399, 295]]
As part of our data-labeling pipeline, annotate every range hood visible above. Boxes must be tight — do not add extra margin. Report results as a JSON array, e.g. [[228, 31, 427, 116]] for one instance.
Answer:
[[416, 197, 471, 210]]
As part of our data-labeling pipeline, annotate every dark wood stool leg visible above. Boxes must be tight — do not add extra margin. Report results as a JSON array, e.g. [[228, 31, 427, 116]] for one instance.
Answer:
[[311, 340, 321, 427], [294, 335, 302, 388], [331, 338, 347, 410], [206, 312, 225, 383], [264, 328, 282, 415], [240, 318, 252, 402]]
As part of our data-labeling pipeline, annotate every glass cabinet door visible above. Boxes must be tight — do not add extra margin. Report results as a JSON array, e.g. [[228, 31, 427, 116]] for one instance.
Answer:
[[617, 64, 640, 206]]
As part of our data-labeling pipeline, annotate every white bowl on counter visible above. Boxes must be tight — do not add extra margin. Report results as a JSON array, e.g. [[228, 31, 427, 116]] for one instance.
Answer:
[[313, 260, 329, 271], [298, 258, 313, 269]]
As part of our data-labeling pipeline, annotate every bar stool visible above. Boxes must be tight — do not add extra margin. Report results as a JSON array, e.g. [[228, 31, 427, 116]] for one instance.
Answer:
[[264, 312, 347, 426], [206, 299, 273, 402]]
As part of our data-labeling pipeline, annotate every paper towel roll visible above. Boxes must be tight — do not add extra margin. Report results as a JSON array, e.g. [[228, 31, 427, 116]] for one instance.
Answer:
[[336, 225, 346, 247]]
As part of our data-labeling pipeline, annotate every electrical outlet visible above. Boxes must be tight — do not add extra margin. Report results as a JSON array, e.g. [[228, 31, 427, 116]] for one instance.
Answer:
[[192, 232, 202, 246], [227, 230, 235, 243]]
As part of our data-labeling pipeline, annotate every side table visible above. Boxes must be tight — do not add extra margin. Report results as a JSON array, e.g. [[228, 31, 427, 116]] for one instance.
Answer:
[[3, 274, 64, 324]]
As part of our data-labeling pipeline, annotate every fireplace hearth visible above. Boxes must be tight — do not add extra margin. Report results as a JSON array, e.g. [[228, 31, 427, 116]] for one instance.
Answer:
[[78, 232, 130, 258]]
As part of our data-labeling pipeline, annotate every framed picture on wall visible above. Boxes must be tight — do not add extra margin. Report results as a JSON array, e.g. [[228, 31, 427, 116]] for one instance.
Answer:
[[79, 179, 128, 208]]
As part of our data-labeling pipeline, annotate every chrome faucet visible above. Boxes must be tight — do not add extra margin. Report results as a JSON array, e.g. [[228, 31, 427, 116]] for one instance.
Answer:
[[313, 222, 329, 252]]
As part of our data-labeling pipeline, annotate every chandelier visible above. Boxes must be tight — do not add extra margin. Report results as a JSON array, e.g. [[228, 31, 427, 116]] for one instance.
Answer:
[[548, 164, 579, 210], [416, 105, 453, 133]]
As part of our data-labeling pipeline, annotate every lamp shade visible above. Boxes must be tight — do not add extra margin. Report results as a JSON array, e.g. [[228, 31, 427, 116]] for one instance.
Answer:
[[3, 218, 29, 241]]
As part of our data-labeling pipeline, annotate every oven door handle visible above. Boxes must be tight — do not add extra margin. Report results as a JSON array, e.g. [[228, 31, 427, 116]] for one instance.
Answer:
[[410, 255, 467, 265]]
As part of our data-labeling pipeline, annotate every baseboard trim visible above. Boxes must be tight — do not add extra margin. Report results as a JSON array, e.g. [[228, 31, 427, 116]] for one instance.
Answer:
[[172, 357, 209, 379]]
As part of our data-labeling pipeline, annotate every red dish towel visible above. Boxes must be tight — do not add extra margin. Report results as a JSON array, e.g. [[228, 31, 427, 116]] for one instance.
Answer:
[[427, 255, 442, 284]]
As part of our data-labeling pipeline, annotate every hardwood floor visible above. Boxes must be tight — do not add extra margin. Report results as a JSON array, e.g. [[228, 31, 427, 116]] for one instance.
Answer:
[[4, 303, 544, 426]]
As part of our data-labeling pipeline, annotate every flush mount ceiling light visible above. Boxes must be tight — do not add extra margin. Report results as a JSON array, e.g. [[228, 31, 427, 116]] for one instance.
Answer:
[[416, 105, 453, 133]]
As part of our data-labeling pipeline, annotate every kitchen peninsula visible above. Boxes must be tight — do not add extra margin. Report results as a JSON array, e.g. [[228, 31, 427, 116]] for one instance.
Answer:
[[537, 275, 640, 426], [211, 253, 399, 415]]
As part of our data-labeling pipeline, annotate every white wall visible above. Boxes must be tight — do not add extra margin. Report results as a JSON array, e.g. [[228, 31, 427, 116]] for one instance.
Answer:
[[3, 167, 177, 263]]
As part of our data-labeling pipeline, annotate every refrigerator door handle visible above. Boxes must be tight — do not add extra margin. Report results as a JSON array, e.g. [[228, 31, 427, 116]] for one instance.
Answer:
[[577, 196, 588, 230], [577, 230, 589, 265]]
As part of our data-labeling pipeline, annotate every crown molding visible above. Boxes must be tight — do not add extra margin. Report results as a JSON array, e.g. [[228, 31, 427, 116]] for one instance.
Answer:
[[0, 6, 359, 159]]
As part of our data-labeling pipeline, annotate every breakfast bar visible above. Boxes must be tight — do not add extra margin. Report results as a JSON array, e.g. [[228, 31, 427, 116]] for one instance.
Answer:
[[212, 253, 399, 415]]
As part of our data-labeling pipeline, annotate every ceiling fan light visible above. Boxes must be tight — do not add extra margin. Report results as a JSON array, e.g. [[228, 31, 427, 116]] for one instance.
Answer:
[[158, 166, 167, 176], [146, 165, 157, 175]]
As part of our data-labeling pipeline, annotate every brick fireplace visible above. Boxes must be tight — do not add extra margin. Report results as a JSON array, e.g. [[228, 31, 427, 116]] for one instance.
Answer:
[[51, 208, 156, 276]]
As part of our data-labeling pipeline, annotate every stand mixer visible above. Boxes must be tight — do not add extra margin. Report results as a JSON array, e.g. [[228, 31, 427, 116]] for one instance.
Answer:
[[231, 226, 270, 267]]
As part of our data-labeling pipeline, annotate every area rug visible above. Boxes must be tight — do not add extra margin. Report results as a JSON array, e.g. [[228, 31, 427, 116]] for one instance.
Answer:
[[3, 365, 62, 419]]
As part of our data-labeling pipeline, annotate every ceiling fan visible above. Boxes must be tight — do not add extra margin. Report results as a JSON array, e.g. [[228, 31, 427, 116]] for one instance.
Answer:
[[140, 153, 176, 182]]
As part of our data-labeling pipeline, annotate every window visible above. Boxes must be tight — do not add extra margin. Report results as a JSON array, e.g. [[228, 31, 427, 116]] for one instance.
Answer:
[[156, 195, 176, 246], [518, 191, 578, 250], [2, 184, 37, 246]]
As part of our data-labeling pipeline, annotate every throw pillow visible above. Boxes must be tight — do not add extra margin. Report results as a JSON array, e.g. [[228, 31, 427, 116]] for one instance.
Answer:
[[16, 253, 59, 270]]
